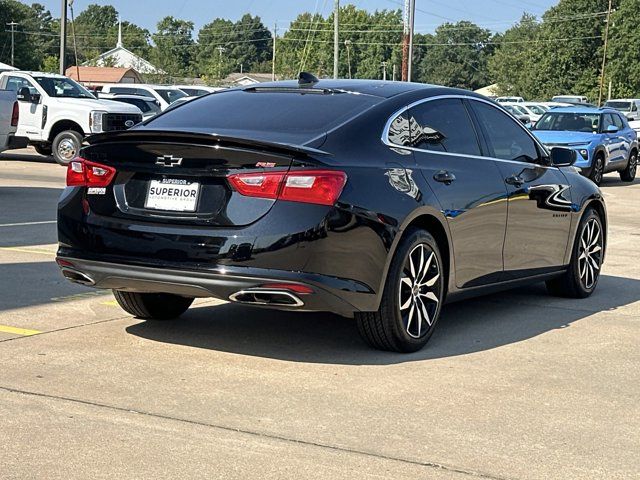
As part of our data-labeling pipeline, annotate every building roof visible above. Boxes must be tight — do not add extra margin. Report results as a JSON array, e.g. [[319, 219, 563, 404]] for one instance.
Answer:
[[224, 73, 276, 84], [66, 66, 142, 83], [0, 61, 18, 72]]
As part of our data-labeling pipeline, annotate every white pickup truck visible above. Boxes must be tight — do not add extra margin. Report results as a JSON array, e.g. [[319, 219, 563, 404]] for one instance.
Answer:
[[0, 71, 142, 164], [0, 89, 28, 154]]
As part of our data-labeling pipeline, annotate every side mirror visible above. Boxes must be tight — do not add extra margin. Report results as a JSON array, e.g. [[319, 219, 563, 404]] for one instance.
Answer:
[[17, 87, 31, 102], [30, 92, 41, 104], [550, 147, 577, 167], [605, 124, 619, 133]]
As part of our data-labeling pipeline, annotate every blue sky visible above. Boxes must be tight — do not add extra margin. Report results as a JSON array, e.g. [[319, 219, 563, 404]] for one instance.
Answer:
[[28, 0, 558, 34]]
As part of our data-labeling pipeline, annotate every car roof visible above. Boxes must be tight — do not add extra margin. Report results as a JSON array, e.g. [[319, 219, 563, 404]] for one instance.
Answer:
[[544, 106, 619, 114], [240, 79, 444, 99], [6, 71, 66, 78]]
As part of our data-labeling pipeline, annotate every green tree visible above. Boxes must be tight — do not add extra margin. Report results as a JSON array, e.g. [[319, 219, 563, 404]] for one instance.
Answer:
[[606, 1, 640, 98], [488, 14, 542, 98], [196, 14, 272, 79], [413, 21, 494, 90], [0, 0, 57, 70], [151, 16, 195, 76]]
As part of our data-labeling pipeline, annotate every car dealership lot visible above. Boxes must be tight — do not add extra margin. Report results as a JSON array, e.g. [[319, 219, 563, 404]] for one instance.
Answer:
[[1, 149, 639, 479]]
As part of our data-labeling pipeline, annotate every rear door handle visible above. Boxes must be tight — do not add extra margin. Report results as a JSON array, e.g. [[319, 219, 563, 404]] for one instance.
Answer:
[[505, 174, 524, 187], [433, 170, 456, 185]]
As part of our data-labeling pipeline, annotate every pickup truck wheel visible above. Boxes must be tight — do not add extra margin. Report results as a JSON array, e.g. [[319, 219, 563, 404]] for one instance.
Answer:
[[52, 130, 82, 165], [33, 144, 52, 156], [620, 150, 637, 182]]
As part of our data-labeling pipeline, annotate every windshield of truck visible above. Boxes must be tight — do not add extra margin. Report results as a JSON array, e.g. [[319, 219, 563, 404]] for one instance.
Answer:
[[604, 101, 632, 111], [33, 76, 95, 99]]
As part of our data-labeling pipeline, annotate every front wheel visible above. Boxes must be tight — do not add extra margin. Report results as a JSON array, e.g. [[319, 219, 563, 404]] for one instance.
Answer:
[[52, 130, 82, 165], [546, 208, 604, 298], [589, 154, 604, 186], [356, 229, 444, 352], [620, 150, 637, 182], [113, 291, 194, 320]]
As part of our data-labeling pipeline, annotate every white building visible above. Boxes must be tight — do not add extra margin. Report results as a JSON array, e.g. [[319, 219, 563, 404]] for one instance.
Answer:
[[86, 20, 162, 75]]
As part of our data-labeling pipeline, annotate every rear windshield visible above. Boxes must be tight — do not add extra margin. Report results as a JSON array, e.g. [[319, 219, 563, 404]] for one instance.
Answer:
[[605, 101, 632, 111], [155, 88, 187, 104], [144, 89, 381, 144]]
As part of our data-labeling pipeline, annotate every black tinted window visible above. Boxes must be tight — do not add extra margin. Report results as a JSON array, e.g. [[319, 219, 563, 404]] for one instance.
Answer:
[[408, 99, 481, 155], [471, 101, 540, 163], [146, 90, 381, 144]]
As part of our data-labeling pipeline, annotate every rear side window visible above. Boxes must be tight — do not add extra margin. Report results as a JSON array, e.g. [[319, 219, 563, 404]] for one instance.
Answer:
[[471, 100, 540, 163], [612, 113, 625, 130], [146, 89, 381, 144], [407, 98, 481, 156]]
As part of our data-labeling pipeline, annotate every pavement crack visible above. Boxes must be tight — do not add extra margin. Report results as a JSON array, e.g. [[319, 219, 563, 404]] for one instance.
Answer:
[[0, 385, 515, 480]]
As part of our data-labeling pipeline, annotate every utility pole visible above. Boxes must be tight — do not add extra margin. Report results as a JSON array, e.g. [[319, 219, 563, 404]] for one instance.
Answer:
[[216, 45, 226, 79], [598, 0, 613, 106], [392, 64, 397, 81], [272, 22, 277, 81], [407, 0, 415, 82], [381, 61, 387, 81], [344, 39, 352, 79], [59, 0, 68, 75], [333, 0, 339, 79], [6, 22, 18, 67], [69, 0, 80, 81]]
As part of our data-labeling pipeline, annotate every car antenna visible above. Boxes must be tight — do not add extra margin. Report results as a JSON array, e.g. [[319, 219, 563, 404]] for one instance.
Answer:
[[298, 72, 319, 88]]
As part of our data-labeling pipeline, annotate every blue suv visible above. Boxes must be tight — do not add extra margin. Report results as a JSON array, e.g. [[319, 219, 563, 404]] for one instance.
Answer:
[[532, 106, 638, 185]]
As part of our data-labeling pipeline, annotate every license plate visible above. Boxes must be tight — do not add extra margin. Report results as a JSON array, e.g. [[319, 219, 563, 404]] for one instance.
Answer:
[[145, 179, 200, 212]]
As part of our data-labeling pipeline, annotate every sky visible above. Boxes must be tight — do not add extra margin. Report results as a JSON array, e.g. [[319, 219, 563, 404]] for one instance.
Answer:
[[27, 0, 559, 35]]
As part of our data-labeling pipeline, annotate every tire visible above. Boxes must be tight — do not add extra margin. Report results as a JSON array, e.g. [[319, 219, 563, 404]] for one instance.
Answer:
[[33, 144, 52, 156], [546, 208, 604, 298], [356, 228, 445, 353], [113, 291, 194, 320], [620, 149, 637, 182], [52, 130, 82, 165], [589, 153, 604, 186]]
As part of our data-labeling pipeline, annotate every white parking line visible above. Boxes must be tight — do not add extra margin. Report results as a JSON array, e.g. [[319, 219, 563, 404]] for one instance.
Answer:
[[0, 220, 57, 227]]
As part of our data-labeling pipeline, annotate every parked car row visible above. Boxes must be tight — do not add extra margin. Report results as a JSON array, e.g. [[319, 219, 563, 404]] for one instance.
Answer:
[[0, 70, 223, 164]]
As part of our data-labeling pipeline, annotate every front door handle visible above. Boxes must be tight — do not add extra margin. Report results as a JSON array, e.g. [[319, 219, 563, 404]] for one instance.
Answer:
[[505, 174, 524, 187], [433, 170, 456, 185]]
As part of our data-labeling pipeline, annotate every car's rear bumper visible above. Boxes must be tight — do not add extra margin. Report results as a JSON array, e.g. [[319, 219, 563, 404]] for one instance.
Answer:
[[56, 253, 377, 317]]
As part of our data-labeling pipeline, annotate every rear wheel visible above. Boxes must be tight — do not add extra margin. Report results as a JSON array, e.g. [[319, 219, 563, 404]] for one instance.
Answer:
[[113, 291, 194, 320], [356, 229, 444, 352], [620, 149, 637, 182], [52, 130, 82, 165], [589, 153, 604, 186], [546, 208, 603, 298]]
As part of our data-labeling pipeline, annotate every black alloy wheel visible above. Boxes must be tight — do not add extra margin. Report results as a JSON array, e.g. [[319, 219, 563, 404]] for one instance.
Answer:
[[589, 154, 604, 186], [620, 150, 637, 182], [356, 229, 444, 352], [546, 208, 603, 298]]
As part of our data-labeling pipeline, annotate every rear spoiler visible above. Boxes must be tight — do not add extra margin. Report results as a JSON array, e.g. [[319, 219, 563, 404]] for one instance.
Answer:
[[86, 129, 331, 157]]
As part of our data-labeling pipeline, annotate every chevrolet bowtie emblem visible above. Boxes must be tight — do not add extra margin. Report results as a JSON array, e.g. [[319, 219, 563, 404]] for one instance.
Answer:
[[156, 155, 183, 167]]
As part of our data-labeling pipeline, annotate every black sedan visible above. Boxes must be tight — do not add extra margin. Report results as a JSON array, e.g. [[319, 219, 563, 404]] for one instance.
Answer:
[[57, 77, 607, 352]]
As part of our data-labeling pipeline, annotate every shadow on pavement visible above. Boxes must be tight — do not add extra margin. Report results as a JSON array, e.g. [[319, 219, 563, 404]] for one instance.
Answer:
[[0, 151, 55, 164], [0, 261, 94, 312], [0, 187, 61, 247], [600, 176, 640, 188], [126, 274, 640, 365]]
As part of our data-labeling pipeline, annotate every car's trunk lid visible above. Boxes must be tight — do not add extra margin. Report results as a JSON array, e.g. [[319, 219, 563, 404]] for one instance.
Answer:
[[81, 130, 329, 227]]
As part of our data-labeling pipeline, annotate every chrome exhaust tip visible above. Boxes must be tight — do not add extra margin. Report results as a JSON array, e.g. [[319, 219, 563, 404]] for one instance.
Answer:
[[229, 289, 304, 307], [61, 268, 96, 286]]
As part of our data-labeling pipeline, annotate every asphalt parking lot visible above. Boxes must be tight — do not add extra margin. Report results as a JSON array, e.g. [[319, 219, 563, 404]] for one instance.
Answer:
[[0, 148, 638, 479]]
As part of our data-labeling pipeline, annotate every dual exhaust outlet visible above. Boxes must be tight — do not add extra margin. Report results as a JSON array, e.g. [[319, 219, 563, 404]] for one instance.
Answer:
[[61, 266, 305, 308]]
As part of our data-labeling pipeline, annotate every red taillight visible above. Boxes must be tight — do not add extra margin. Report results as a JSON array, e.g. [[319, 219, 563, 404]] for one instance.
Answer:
[[11, 101, 19, 127], [261, 283, 314, 294], [66, 157, 116, 187], [228, 170, 347, 206]]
